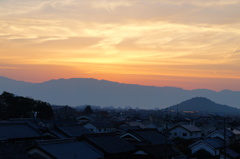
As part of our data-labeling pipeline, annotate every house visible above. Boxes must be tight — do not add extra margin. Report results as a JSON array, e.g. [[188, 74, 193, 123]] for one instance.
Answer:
[[0, 141, 34, 159], [83, 133, 136, 159], [51, 105, 77, 120], [76, 115, 93, 124], [189, 137, 224, 157], [169, 124, 202, 139], [134, 144, 182, 159], [114, 125, 140, 135], [126, 121, 156, 129], [228, 128, 240, 140], [121, 129, 182, 159], [121, 128, 167, 145], [207, 128, 235, 144], [83, 121, 115, 133], [55, 124, 91, 138], [173, 115, 191, 124], [189, 137, 240, 159], [0, 121, 44, 141], [27, 138, 103, 159]]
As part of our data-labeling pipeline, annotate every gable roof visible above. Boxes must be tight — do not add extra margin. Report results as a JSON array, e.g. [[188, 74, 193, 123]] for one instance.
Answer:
[[31, 139, 103, 159], [0, 122, 42, 140], [127, 129, 167, 144], [189, 137, 224, 149], [140, 144, 180, 158], [56, 125, 91, 137], [207, 129, 235, 139], [203, 138, 224, 149], [84, 133, 135, 154], [76, 116, 93, 121], [171, 124, 201, 132]]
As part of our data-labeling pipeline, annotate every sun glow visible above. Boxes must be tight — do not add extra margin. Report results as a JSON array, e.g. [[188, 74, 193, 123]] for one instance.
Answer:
[[1, 0, 240, 90]]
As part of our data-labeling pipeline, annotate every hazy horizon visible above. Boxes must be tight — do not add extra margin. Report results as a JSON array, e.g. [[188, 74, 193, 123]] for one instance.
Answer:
[[1, 75, 240, 109], [1, 75, 238, 92]]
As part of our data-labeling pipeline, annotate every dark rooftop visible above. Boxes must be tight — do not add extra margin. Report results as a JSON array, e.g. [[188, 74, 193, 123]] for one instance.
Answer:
[[0, 122, 42, 140], [189, 137, 224, 149], [0, 142, 34, 159], [33, 139, 103, 159], [56, 124, 91, 137], [84, 133, 136, 154], [140, 144, 180, 158], [128, 129, 167, 144], [89, 121, 115, 129], [203, 137, 224, 149], [171, 124, 201, 132]]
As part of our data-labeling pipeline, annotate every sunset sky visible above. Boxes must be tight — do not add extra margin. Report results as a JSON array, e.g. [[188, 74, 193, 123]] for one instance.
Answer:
[[1, 0, 240, 91]]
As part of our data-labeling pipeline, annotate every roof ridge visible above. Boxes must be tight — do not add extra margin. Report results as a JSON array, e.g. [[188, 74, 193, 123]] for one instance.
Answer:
[[37, 138, 76, 145]]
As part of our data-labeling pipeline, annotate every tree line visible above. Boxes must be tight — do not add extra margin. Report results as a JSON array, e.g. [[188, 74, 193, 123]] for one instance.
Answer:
[[0, 91, 53, 120]]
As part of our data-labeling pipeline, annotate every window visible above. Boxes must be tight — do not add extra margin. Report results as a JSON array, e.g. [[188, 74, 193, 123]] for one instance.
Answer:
[[182, 133, 187, 136]]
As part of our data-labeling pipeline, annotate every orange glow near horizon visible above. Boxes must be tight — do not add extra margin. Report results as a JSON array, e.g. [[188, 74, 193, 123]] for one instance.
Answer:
[[1, 0, 240, 91]]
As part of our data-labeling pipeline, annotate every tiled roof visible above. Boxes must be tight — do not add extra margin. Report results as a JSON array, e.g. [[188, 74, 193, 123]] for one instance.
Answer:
[[35, 139, 103, 159], [129, 129, 167, 144], [203, 138, 224, 149], [84, 133, 136, 154], [57, 125, 91, 137], [189, 137, 224, 149], [140, 144, 180, 158], [226, 148, 240, 158], [0, 122, 42, 140], [0, 142, 34, 159], [207, 129, 235, 139], [90, 121, 114, 129], [49, 129, 69, 139], [180, 124, 201, 132]]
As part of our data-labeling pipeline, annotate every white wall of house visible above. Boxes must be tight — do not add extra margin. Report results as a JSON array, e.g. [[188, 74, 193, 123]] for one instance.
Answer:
[[170, 126, 201, 139], [83, 123, 114, 133], [98, 127, 114, 133], [83, 123, 98, 133]]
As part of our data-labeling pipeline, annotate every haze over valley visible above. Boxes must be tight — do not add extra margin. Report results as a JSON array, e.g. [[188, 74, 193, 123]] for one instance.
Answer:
[[1, 76, 239, 110]]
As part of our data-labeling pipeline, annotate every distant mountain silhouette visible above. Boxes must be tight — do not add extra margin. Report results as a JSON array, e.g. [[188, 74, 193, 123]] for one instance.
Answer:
[[0, 76, 31, 91], [0, 76, 240, 109], [168, 97, 240, 115]]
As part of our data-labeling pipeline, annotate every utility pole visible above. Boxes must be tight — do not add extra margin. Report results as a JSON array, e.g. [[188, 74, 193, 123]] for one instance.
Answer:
[[223, 117, 226, 159], [177, 104, 179, 117], [166, 108, 169, 132]]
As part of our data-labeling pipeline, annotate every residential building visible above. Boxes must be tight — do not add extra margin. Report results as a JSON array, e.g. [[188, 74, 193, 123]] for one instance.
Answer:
[[169, 124, 202, 139]]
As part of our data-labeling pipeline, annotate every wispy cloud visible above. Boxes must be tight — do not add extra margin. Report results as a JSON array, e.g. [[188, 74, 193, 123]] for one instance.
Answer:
[[1, 0, 240, 90]]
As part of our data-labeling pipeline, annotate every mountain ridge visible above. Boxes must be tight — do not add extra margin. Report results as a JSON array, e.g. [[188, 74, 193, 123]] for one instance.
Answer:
[[0, 76, 239, 109], [168, 97, 240, 115]]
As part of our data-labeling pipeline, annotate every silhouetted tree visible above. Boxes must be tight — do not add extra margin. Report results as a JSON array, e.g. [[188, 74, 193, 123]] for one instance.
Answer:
[[83, 105, 93, 114], [0, 92, 53, 119], [35, 100, 54, 120]]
